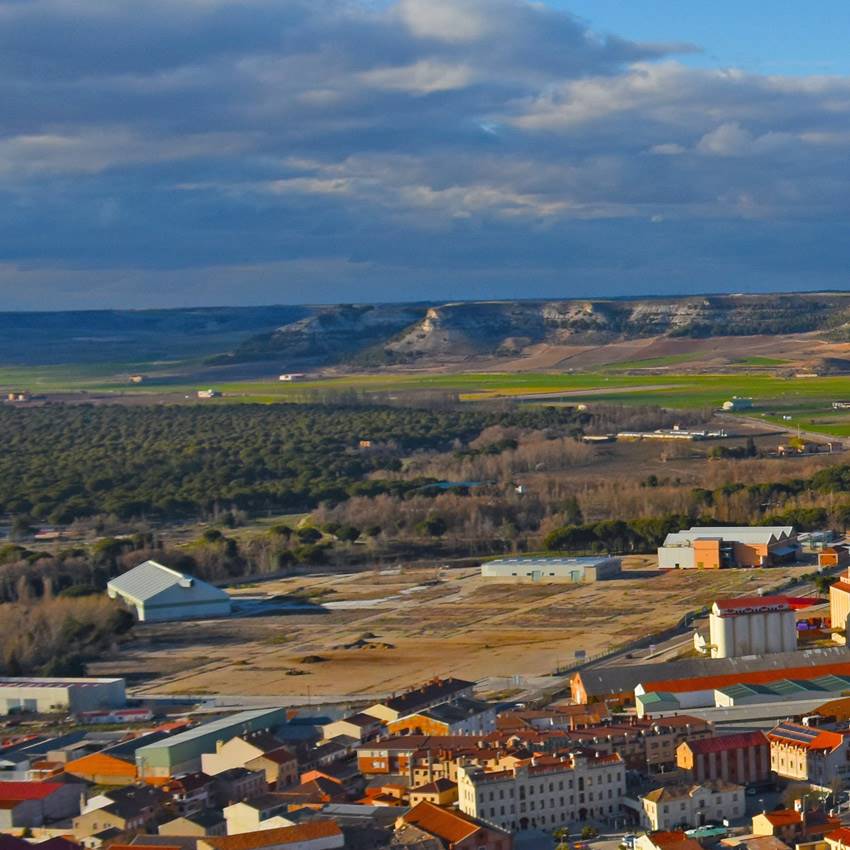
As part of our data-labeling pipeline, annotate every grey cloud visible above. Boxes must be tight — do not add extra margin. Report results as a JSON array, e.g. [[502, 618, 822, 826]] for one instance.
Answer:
[[0, 0, 849, 308]]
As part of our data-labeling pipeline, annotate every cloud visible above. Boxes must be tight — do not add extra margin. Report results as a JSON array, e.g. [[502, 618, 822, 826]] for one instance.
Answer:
[[1, 0, 850, 307]]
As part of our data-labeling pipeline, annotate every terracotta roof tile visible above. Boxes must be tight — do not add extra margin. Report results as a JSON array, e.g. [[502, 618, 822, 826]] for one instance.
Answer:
[[402, 801, 483, 843], [201, 821, 341, 850]]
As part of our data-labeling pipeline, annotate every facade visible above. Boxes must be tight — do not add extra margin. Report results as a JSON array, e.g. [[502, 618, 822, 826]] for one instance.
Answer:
[[399, 801, 512, 850], [408, 779, 459, 808], [224, 796, 295, 834], [481, 556, 621, 583], [830, 571, 850, 639], [135, 708, 288, 779], [752, 809, 841, 843], [640, 782, 744, 831], [767, 722, 850, 785], [387, 697, 496, 737], [202, 733, 297, 789], [676, 732, 770, 785], [108, 560, 232, 623], [160, 811, 227, 837], [708, 598, 797, 658], [457, 751, 625, 833], [321, 713, 384, 743], [658, 526, 797, 569], [0, 676, 126, 716], [0, 782, 83, 828]]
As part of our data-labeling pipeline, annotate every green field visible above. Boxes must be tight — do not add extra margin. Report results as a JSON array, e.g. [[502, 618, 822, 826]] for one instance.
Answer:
[[3, 364, 850, 432]]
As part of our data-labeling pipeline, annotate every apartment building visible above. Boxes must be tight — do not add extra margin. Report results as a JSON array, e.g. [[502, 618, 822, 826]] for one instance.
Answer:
[[457, 751, 625, 833], [767, 722, 850, 785], [639, 782, 744, 831]]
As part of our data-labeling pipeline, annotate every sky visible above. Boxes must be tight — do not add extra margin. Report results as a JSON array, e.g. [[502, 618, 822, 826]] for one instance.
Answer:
[[4, 0, 850, 309]]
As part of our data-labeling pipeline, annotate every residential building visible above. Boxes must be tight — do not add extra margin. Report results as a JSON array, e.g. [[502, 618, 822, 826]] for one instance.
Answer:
[[0, 676, 126, 715], [73, 785, 170, 838], [159, 810, 227, 837], [480, 556, 621, 583], [223, 795, 295, 834], [135, 708, 287, 779], [752, 808, 840, 843], [457, 751, 625, 832], [197, 821, 343, 850], [108, 560, 232, 623], [708, 598, 798, 658], [163, 772, 215, 816], [387, 697, 496, 737], [0, 781, 84, 828], [321, 713, 384, 744], [767, 721, 850, 785], [398, 801, 512, 850], [677, 732, 770, 785], [202, 733, 297, 789], [364, 678, 476, 724], [639, 782, 744, 831], [658, 526, 797, 569], [408, 778, 458, 808], [211, 768, 268, 807]]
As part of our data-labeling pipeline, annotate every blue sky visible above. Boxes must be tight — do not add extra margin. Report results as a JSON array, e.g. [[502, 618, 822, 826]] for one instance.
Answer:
[[560, 2, 850, 75], [3, 0, 850, 309]]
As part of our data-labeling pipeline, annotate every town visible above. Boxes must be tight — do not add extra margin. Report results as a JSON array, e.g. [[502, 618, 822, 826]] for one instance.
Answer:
[[3, 521, 850, 850]]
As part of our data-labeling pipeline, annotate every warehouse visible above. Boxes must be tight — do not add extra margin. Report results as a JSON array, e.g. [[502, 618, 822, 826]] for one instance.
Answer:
[[481, 555, 621, 583], [107, 560, 232, 622], [0, 676, 126, 716], [658, 526, 798, 569], [135, 707, 288, 779]]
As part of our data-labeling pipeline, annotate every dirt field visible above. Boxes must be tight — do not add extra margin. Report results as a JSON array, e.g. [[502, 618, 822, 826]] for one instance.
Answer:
[[91, 560, 816, 701]]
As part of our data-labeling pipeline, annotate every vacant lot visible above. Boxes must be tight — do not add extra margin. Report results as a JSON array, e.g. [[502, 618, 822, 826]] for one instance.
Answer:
[[92, 560, 814, 701]]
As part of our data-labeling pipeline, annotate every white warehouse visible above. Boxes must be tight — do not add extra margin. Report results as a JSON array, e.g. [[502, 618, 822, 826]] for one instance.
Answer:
[[0, 676, 126, 716], [481, 555, 621, 583], [107, 560, 232, 622], [707, 597, 797, 658]]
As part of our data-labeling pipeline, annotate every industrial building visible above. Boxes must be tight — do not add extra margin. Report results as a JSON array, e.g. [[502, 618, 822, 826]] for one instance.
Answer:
[[135, 707, 288, 779], [706, 597, 799, 658], [657, 526, 798, 569], [0, 676, 126, 716], [107, 560, 232, 622], [571, 645, 850, 705], [481, 555, 621, 583]]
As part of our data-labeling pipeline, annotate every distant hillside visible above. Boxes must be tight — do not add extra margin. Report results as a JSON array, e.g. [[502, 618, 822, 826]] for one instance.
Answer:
[[215, 293, 850, 368], [0, 306, 310, 365]]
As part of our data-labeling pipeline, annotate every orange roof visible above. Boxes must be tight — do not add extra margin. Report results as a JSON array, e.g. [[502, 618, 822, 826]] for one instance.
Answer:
[[643, 660, 850, 694], [764, 811, 801, 826], [767, 724, 846, 752], [402, 800, 482, 844], [65, 752, 136, 778], [200, 821, 342, 850], [832, 582, 850, 594], [827, 828, 850, 845]]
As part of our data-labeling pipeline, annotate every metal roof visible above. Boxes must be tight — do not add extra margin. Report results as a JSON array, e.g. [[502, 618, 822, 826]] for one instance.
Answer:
[[663, 526, 795, 547], [107, 560, 229, 605]]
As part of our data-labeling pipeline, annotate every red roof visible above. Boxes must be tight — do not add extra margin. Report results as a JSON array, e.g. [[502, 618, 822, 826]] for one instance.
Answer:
[[826, 828, 850, 845], [716, 595, 821, 612], [643, 661, 850, 694], [682, 731, 768, 755], [0, 781, 64, 801]]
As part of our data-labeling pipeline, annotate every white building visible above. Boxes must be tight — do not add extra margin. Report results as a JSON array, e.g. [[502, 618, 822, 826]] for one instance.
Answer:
[[639, 781, 744, 831], [457, 751, 625, 833], [481, 556, 621, 583], [657, 526, 797, 569], [708, 597, 797, 658], [279, 373, 306, 382], [107, 560, 232, 622], [0, 676, 126, 716]]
